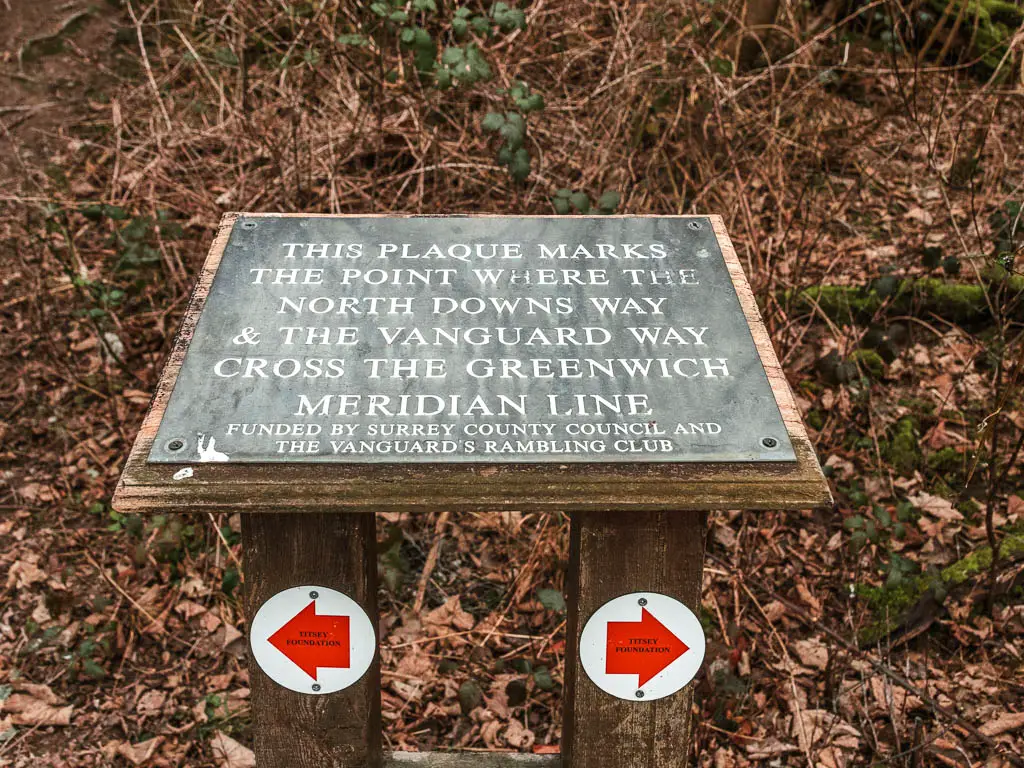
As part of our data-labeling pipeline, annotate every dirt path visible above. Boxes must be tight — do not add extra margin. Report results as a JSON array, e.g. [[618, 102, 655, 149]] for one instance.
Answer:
[[0, 0, 123, 187]]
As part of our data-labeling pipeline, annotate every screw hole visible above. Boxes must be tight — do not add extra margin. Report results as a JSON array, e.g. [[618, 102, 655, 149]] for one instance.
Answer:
[[687, 220, 702, 230], [761, 437, 779, 449], [165, 439, 185, 452], [635, 690, 645, 699], [309, 591, 319, 600], [638, 597, 648, 607], [312, 684, 321, 692], [241, 221, 257, 230]]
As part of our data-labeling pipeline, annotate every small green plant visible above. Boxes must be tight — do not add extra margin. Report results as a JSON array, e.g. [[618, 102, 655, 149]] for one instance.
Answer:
[[338, 2, 535, 180], [481, 81, 544, 183], [844, 501, 915, 585], [551, 189, 620, 214], [340, 1, 527, 89]]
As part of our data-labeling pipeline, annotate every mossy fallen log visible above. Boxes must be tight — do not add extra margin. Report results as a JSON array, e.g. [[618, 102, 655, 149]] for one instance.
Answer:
[[788, 275, 1024, 326], [858, 527, 1024, 645]]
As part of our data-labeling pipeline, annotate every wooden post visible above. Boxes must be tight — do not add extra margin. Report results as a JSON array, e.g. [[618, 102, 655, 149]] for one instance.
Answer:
[[562, 511, 707, 768], [243, 512, 382, 768]]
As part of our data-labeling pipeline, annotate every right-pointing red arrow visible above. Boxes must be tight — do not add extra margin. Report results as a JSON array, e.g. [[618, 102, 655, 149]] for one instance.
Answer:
[[605, 608, 689, 687]]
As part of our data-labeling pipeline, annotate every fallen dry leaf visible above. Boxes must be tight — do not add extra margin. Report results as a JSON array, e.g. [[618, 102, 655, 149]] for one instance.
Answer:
[[979, 711, 1024, 737], [1, 691, 73, 726], [424, 596, 475, 632], [504, 719, 536, 750], [116, 736, 164, 765], [210, 731, 256, 768], [6, 559, 47, 590], [909, 492, 963, 521], [793, 638, 829, 671]]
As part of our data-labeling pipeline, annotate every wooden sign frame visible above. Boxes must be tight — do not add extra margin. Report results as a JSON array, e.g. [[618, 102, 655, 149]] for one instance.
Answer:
[[114, 213, 830, 515], [112, 213, 831, 768]]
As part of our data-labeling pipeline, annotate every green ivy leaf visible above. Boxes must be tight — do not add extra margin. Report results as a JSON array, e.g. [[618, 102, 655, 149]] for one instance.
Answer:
[[492, 1, 526, 31], [413, 0, 437, 10], [509, 657, 532, 673], [451, 16, 468, 37], [569, 191, 590, 213], [470, 15, 491, 35], [532, 666, 555, 691], [509, 148, 530, 183], [389, 10, 409, 22], [222, 566, 240, 596], [481, 112, 506, 131], [520, 92, 544, 113], [81, 659, 106, 679], [337, 32, 369, 46], [506, 678, 528, 706], [213, 47, 239, 66], [462, 43, 491, 81], [458, 679, 483, 714], [596, 189, 621, 213], [499, 120, 524, 150], [370, 2, 390, 17], [441, 46, 465, 67], [552, 196, 571, 214], [536, 588, 566, 612], [454, 6, 472, 17]]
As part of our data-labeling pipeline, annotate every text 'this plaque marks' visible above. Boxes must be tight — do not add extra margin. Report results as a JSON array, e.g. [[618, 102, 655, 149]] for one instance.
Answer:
[[148, 216, 795, 464]]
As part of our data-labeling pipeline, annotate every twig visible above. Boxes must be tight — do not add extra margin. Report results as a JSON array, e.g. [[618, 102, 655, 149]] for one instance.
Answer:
[[413, 511, 450, 614], [125, 2, 172, 132]]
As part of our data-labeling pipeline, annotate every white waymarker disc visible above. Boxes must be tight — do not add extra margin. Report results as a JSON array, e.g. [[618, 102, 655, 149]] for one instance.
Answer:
[[579, 591, 706, 702], [250, 585, 376, 695]]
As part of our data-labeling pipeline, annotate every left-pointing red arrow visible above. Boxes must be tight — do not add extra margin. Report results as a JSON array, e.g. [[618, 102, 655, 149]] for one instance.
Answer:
[[268, 600, 350, 681]]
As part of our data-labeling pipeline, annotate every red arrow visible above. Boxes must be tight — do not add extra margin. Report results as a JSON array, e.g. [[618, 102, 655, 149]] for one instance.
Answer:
[[268, 600, 350, 681], [606, 607, 689, 687]]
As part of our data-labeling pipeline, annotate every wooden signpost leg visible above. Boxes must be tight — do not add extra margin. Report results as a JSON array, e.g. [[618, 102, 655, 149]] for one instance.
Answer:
[[243, 512, 382, 768], [563, 510, 707, 768]]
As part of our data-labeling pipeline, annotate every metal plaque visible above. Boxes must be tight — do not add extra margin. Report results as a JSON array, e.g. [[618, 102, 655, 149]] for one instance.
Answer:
[[149, 216, 795, 464]]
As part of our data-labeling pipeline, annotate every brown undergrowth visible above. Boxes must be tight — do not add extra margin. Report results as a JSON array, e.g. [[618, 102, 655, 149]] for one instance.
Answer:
[[1, 0, 1023, 765]]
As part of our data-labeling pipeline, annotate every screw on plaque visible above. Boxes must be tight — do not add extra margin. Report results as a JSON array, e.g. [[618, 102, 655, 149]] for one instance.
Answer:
[[638, 597, 648, 607], [312, 684, 321, 692], [165, 439, 185, 452], [241, 221, 257, 230], [687, 220, 702, 230], [761, 437, 779, 449], [309, 591, 319, 599], [635, 690, 645, 699]]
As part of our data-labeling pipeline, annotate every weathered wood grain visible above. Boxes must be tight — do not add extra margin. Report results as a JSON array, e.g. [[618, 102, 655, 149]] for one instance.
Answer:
[[111, 214, 831, 515], [386, 753, 559, 767], [562, 511, 706, 768], [244, 513, 382, 768]]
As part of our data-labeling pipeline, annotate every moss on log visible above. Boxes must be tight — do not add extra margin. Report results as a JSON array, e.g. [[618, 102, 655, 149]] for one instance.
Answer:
[[789, 275, 1024, 326], [858, 527, 1024, 645]]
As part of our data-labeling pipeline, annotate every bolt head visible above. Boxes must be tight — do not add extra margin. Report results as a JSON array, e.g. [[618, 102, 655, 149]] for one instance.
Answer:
[[309, 591, 319, 599]]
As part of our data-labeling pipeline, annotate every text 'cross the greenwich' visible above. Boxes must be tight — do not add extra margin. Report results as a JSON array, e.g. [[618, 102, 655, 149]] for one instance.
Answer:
[[148, 215, 795, 465]]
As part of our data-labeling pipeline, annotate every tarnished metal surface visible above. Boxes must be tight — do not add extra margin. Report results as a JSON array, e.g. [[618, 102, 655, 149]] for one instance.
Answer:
[[149, 216, 795, 464]]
